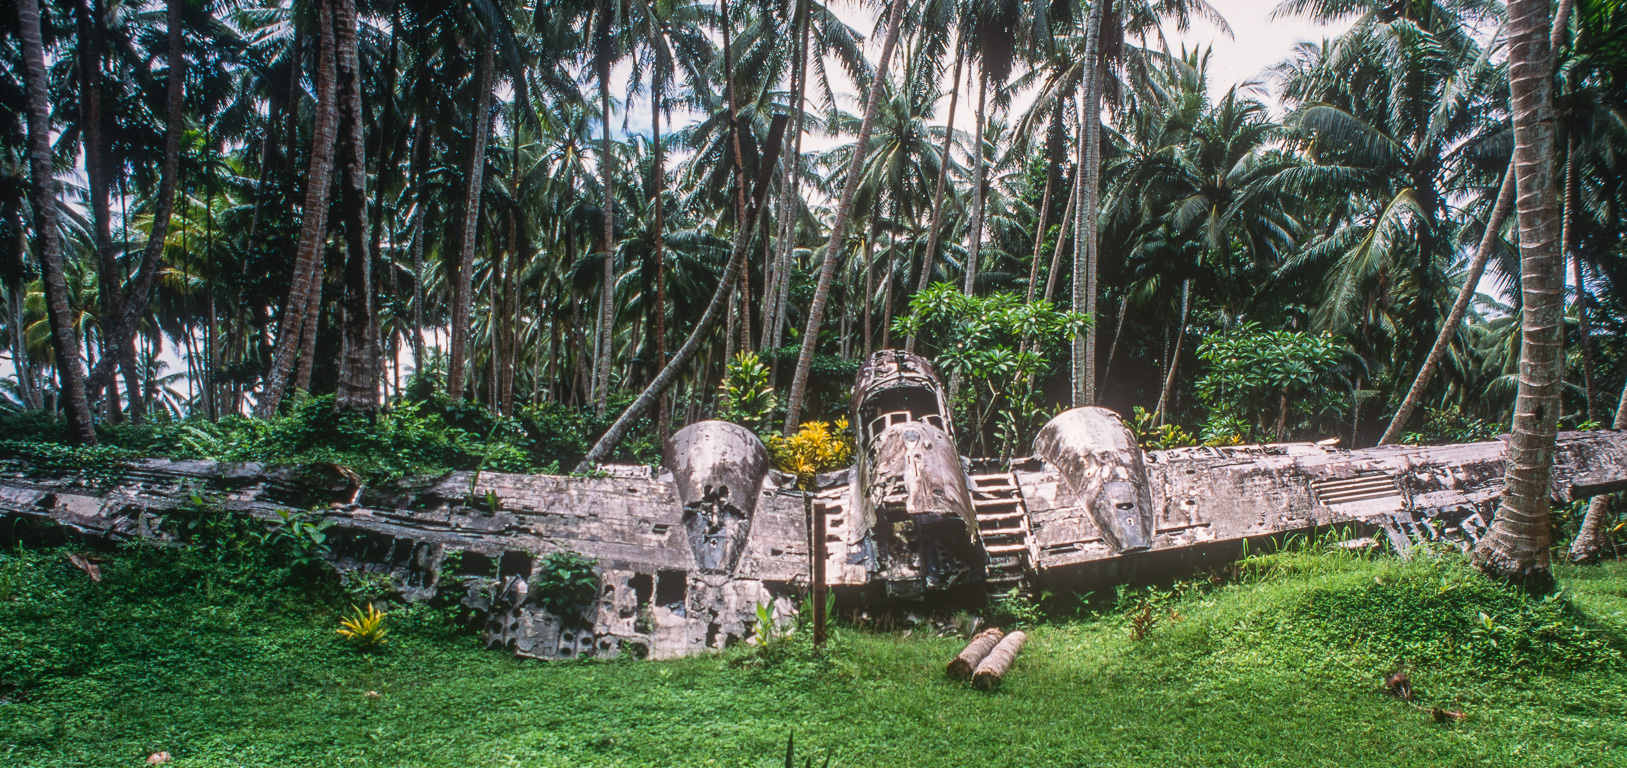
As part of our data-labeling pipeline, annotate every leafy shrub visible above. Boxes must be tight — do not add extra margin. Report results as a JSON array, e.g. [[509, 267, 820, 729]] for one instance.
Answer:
[[1195, 322, 1345, 442], [532, 551, 599, 622], [765, 420, 855, 489]]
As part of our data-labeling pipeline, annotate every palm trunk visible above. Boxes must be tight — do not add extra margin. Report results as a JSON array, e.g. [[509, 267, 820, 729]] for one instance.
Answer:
[[575, 115, 789, 470], [1098, 293, 1126, 397], [905, 43, 963, 353], [1563, 136, 1595, 424], [863, 218, 877, 356], [1472, 0, 1564, 591], [593, 50, 617, 415], [20, 0, 96, 443], [1074, 0, 1107, 407], [721, 0, 752, 357], [765, 0, 810, 358], [257, 4, 339, 418], [74, 0, 133, 422], [964, 74, 988, 294], [652, 83, 670, 439], [448, 45, 494, 400], [783, 0, 907, 431], [331, 0, 375, 413], [294, 272, 321, 394], [1152, 278, 1189, 427]]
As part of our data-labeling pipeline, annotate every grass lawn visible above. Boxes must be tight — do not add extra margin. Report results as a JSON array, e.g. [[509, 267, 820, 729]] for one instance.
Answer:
[[2, 542, 1625, 768]]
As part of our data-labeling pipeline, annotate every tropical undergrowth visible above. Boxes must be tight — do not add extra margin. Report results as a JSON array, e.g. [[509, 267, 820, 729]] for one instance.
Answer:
[[0, 388, 661, 483]]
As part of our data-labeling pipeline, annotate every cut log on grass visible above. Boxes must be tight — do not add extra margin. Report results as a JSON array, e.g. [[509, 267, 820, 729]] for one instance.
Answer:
[[972, 630, 1027, 690], [947, 628, 1004, 679]]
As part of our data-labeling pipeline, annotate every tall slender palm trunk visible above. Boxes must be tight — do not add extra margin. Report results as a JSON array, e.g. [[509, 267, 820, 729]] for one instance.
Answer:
[[593, 49, 617, 416], [783, 0, 908, 431], [448, 45, 494, 400], [1563, 136, 1595, 423], [764, 0, 812, 366], [651, 81, 670, 439], [18, 0, 96, 444], [258, 2, 339, 418], [964, 75, 988, 294], [905, 42, 963, 353], [332, 0, 376, 413], [1472, 0, 1565, 591], [1074, 0, 1108, 407]]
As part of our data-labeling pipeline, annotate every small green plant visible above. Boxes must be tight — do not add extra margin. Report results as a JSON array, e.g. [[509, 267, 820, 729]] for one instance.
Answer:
[[992, 588, 1048, 629], [750, 601, 795, 659], [533, 551, 599, 622], [336, 604, 389, 648], [258, 509, 334, 569]]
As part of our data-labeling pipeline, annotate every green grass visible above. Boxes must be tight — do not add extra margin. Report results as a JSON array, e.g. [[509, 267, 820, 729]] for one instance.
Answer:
[[3, 544, 1626, 768]]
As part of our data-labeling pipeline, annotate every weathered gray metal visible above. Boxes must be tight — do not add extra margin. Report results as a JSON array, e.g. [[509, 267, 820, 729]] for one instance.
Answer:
[[8, 347, 1627, 662]]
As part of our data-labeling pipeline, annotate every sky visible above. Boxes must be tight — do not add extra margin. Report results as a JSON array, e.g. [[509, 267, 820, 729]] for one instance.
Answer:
[[626, 0, 1358, 145]]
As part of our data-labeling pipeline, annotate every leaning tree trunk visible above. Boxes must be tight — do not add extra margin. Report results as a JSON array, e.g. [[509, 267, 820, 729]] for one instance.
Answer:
[[331, 0, 376, 413], [257, 5, 339, 418], [447, 45, 494, 401], [1380, 172, 1515, 445], [1380, 0, 1575, 446], [574, 115, 789, 471], [783, 0, 907, 431], [1074, 0, 1108, 407], [905, 42, 963, 354], [18, 0, 96, 445], [1472, 0, 1565, 592]]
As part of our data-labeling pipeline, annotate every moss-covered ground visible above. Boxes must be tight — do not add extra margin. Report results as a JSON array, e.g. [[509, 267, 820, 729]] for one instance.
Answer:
[[3, 542, 1625, 767]]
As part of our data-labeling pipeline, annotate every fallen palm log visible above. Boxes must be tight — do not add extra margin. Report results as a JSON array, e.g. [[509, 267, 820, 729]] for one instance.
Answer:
[[972, 630, 1027, 690], [947, 628, 1004, 679]]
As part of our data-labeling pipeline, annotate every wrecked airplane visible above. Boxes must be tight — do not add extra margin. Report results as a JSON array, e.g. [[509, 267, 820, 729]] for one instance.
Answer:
[[5, 348, 1627, 660]]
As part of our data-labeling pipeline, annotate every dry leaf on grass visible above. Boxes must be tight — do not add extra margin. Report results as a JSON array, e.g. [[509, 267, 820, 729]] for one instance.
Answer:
[[65, 553, 101, 583]]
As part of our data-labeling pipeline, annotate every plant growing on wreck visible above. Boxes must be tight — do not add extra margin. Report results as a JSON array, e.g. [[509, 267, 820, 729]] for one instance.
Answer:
[[718, 353, 779, 432], [533, 551, 600, 622], [765, 420, 855, 489], [336, 604, 389, 648], [1128, 407, 1198, 450]]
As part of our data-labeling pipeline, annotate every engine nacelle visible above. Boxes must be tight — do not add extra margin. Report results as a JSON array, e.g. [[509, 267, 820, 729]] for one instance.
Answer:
[[662, 420, 771, 574], [1032, 407, 1156, 553]]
